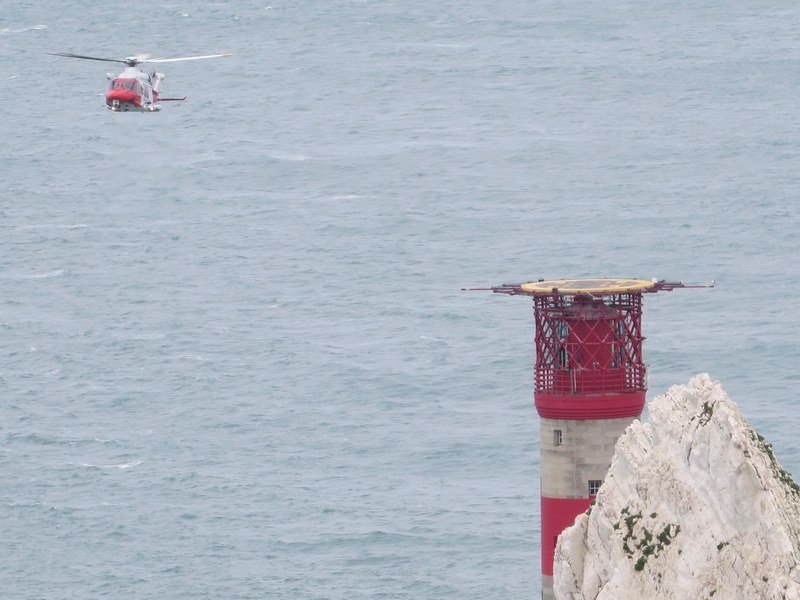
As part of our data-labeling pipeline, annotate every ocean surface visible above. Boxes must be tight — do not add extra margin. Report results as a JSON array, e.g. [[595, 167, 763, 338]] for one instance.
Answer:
[[2, 1, 799, 598]]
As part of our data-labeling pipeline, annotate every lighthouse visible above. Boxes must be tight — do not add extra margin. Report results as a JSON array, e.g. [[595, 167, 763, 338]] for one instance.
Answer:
[[487, 278, 698, 600]]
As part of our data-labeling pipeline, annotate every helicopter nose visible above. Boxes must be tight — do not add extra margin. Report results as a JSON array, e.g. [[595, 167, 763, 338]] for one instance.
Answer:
[[105, 89, 136, 106]]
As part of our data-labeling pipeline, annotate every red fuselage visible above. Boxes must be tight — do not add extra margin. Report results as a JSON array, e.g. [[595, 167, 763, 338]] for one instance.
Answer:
[[105, 77, 158, 111]]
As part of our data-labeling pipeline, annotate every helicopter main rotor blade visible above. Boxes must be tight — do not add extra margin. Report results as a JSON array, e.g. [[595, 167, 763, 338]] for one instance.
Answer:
[[144, 52, 233, 63], [47, 52, 128, 65]]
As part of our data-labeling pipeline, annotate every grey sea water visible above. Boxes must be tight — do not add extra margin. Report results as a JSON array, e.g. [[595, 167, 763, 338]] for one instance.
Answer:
[[2, 1, 799, 598]]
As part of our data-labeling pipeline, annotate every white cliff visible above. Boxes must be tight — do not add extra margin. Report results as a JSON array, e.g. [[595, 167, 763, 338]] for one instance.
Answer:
[[553, 374, 800, 600]]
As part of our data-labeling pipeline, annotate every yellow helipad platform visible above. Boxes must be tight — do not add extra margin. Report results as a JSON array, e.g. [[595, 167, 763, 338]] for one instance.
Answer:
[[519, 278, 657, 294]]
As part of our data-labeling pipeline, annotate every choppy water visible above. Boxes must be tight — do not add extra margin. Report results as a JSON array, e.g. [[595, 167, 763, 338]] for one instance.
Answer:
[[2, 2, 799, 597]]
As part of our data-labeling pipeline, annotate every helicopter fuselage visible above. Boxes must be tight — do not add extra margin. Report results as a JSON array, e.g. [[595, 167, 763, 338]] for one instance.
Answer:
[[106, 67, 162, 112]]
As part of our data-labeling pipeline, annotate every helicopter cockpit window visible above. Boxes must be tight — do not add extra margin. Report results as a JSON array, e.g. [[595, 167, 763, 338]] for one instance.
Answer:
[[110, 80, 137, 91]]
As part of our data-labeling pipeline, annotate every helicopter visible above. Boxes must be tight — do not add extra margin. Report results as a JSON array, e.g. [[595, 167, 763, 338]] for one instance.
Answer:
[[47, 51, 232, 112]]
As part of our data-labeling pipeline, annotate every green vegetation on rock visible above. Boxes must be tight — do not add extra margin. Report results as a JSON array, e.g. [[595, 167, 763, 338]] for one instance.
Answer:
[[615, 506, 681, 574]]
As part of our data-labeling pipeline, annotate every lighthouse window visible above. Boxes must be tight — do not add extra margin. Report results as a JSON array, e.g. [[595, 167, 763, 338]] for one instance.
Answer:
[[588, 480, 602, 495], [553, 429, 562, 446]]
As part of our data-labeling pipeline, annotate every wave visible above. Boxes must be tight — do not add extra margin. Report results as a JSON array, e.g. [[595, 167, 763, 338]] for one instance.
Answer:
[[20, 223, 88, 230], [0, 24, 47, 34], [31, 269, 65, 278], [77, 460, 143, 470], [269, 153, 320, 162], [329, 194, 368, 200]]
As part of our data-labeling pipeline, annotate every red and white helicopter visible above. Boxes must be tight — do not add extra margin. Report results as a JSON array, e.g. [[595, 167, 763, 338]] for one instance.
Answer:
[[47, 51, 232, 112]]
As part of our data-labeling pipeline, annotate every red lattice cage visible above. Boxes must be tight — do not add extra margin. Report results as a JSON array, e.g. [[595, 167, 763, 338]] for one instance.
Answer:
[[532, 293, 646, 395]]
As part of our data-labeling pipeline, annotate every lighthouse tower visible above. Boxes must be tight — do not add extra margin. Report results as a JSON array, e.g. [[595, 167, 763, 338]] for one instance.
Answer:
[[489, 278, 692, 600]]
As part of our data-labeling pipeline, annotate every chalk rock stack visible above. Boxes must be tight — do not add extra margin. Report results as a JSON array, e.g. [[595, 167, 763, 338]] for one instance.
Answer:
[[553, 374, 800, 600]]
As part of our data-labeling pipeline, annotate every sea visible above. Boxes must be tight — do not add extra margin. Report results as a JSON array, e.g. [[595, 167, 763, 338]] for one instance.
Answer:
[[2, 1, 799, 598]]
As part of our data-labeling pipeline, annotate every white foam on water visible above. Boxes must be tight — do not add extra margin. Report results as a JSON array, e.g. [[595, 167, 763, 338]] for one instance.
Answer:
[[128, 332, 167, 340], [76, 460, 143, 470], [31, 269, 65, 278], [1, 24, 47, 34]]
